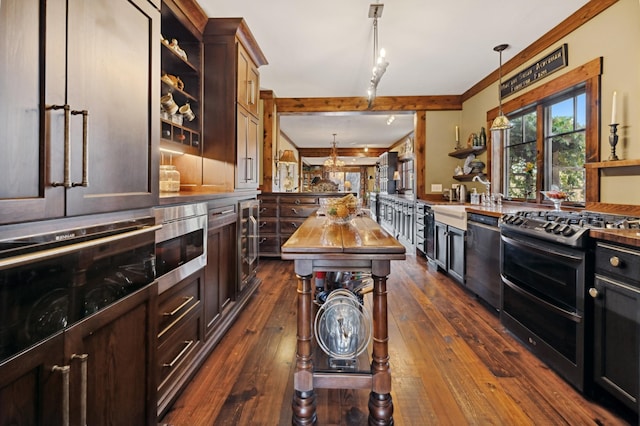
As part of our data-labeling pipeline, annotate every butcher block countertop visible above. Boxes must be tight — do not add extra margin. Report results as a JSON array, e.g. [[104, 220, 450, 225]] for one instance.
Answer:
[[281, 215, 405, 259], [589, 228, 640, 247]]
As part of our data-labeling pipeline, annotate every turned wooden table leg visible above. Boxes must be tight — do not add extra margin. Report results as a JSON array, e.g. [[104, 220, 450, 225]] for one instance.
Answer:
[[369, 260, 393, 425], [292, 260, 316, 425]]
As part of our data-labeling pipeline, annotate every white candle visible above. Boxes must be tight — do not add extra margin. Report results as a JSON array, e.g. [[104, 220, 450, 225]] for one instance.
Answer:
[[455, 126, 459, 142], [611, 91, 617, 124]]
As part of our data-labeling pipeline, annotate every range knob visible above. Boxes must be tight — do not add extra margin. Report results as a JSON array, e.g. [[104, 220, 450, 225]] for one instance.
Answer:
[[561, 226, 575, 237]]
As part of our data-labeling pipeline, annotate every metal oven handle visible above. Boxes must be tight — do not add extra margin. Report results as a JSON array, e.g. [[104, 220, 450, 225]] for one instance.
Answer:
[[501, 233, 583, 262], [0, 224, 162, 271], [501, 274, 582, 323]]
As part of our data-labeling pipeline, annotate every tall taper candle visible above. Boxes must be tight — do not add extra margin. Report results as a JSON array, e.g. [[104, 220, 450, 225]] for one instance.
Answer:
[[455, 126, 459, 142], [611, 91, 617, 124]]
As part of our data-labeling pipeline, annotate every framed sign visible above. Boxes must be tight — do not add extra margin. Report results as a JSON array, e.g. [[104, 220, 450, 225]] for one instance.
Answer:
[[500, 44, 568, 99]]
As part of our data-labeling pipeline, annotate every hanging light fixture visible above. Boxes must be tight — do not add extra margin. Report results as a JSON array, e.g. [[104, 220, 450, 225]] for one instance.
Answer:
[[367, 3, 389, 108], [324, 134, 345, 173], [490, 43, 512, 130]]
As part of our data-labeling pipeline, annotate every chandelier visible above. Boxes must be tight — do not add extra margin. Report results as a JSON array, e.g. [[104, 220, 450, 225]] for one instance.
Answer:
[[490, 43, 513, 130], [324, 134, 345, 172], [367, 2, 389, 108]]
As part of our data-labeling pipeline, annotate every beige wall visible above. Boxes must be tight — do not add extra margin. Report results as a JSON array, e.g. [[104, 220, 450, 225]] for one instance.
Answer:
[[459, 0, 640, 205]]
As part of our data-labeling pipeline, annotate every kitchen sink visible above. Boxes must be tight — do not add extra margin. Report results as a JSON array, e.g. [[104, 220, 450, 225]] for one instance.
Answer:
[[432, 204, 467, 230]]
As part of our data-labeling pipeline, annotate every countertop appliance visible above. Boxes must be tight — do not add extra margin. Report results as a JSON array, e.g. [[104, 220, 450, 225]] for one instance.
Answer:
[[499, 209, 640, 392], [154, 203, 207, 293], [0, 214, 159, 363]]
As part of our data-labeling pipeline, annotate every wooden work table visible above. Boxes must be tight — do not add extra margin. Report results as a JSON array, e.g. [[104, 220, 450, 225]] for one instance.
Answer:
[[281, 215, 406, 425]]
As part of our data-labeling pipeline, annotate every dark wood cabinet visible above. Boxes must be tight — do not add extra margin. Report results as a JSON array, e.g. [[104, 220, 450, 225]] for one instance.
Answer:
[[0, 0, 159, 225], [591, 241, 640, 413], [157, 270, 203, 418], [258, 193, 345, 257], [204, 205, 237, 338], [202, 18, 267, 191], [0, 284, 158, 426], [0, 334, 64, 426]]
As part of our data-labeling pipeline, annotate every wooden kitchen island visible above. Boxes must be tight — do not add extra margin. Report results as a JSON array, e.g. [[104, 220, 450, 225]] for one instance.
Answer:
[[281, 215, 406, 425]]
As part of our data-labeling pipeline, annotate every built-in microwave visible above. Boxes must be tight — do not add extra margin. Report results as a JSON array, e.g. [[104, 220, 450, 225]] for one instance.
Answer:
[[154, 203, 207, 293]]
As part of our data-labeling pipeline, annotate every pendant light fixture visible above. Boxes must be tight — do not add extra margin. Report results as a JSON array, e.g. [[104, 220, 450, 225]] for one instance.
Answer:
[[490, 43, 512, 130], [367, 2, 389, 108], [324, 134, 345, 172]]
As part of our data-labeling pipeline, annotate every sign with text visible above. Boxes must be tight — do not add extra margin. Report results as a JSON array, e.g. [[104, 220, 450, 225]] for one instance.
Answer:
[[500, 44, 568, 99]]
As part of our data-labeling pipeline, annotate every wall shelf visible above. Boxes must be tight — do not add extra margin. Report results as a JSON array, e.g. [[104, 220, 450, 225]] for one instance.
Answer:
[[448, 146, 486, 159], [584, 159, 640, 169]]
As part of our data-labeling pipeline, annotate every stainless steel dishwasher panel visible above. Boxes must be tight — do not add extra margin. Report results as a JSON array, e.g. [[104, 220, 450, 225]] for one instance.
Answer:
[[466, 213, 500, 310]]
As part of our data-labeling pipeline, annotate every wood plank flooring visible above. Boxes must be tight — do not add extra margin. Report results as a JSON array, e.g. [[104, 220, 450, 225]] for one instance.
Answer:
[[161, 254, 636, 425]]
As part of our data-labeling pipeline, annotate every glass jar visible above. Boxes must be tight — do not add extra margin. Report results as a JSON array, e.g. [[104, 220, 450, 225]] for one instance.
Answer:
[[159, 165, 180, 192]]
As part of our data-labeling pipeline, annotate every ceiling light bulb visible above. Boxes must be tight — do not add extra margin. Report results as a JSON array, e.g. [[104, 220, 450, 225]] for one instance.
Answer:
[[379, 48, 386, 58]]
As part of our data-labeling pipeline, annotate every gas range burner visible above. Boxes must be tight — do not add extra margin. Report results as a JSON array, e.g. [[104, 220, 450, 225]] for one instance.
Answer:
[[500, 210, 640, 248]]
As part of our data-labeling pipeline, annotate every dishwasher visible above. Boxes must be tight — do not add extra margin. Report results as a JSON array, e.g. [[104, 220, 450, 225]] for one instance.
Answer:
[[466, 213, 500, 310]]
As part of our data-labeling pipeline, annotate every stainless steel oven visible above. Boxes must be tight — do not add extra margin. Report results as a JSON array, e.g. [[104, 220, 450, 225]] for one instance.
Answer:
[[154, 203, 207, 294], [500, 227, 587, 391], [0, 212, 159, 363]]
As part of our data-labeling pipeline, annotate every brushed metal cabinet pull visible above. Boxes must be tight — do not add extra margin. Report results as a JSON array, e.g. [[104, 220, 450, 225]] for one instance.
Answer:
[[71, 353, 89, 426], [71, 110, 89, 188], [52, 365, 70, 426], [609, 256, 621, 267], [163, 296, 195, 317], [48, 104, 72, 188], [163, 340, 194, 368]]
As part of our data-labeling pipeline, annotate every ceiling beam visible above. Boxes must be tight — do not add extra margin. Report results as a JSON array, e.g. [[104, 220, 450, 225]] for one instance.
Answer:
[[298, 147, 387, 158], [275, 95, 462, 113]]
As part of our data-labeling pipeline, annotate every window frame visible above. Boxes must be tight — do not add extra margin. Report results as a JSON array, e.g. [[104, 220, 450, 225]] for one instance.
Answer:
[[487, 57, 602, 207]]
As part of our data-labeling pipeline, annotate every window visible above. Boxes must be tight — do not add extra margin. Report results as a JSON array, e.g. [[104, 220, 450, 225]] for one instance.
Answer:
[[503, 86, 586, 204]]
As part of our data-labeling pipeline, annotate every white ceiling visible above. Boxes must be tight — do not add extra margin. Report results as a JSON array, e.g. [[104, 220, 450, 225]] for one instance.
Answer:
[[197, 0, 591, 165]]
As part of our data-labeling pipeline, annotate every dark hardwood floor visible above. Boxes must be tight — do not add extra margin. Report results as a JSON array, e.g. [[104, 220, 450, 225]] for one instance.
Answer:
[[161, 254, 636, 425]]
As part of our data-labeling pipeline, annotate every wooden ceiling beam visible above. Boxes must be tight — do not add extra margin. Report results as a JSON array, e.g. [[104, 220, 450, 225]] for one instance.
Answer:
[[297, 147, 386, 158], [275, 95, 462, 113]]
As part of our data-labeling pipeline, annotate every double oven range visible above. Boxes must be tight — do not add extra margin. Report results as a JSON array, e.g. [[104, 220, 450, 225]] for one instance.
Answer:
[[500, 209, 640, 392]]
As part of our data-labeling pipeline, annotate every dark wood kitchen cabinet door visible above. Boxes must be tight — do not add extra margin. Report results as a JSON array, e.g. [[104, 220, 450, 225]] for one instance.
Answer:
[[0, 334, 65, 426], [64, 283, 158, 426], [0, 284, 157, 426], [0, 0, 159, 225], [204, 213, 237, 338]]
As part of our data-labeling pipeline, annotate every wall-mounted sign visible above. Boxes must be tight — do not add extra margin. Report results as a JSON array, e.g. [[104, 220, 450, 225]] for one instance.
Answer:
[[500, 44, 568, 99]]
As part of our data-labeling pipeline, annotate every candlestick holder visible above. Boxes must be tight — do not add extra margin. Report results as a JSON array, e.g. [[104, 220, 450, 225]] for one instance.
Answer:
[[454, 140, 461, 150], [608, 123, 619, 161]]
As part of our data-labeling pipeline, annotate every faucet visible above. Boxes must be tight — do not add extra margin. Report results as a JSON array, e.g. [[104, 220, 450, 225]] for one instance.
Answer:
[[472, 174, 492, 206]]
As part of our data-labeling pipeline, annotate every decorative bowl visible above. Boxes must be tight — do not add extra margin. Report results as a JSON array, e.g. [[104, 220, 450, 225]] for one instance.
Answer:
[[319, 195, 361, 224], [541, 190, 569, 211]]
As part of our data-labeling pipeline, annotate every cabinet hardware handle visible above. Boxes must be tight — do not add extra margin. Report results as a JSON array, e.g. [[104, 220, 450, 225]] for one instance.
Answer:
[[163, 340, 194, 368], [164, 296, 194, 316], [71, 353, 88, 426], [52, 365, 70, 426], [295, 199, 301, 205], [609, 256, 621, 267], [71, 110, 89, 188], [248, 80, 255, 105], [291, 208, 298, 215], [259, 221, 267, 228], [588, 287, 599, 299], [291, 223, 298, 229], [0, 224, 161, 270], [259, 207, 267, 213], [49, 104, 72, 188], [259, 237, 267, 244]]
